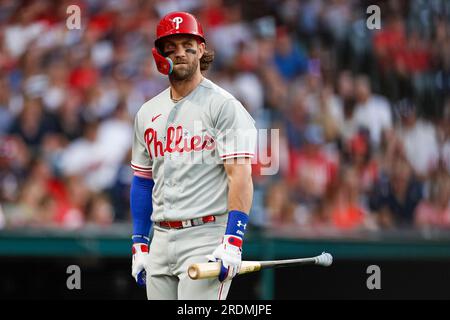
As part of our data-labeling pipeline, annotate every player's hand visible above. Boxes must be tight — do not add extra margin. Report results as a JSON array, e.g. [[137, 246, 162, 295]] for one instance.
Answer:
[[132, 243, 149, 287], [207, 235, 242, 282]]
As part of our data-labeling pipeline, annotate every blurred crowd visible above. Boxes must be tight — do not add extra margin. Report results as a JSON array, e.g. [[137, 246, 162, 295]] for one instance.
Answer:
[[0, 0, 449, 234]]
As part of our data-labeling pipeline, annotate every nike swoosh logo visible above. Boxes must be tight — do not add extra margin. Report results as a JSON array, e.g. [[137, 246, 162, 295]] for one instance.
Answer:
[[152, 114, 162, 122]]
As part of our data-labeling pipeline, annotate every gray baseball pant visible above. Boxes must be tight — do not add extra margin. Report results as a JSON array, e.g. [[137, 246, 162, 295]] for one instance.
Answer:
[[146, 214, 232, 300]]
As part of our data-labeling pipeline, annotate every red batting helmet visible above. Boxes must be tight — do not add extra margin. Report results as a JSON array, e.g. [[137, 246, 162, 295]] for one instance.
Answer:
[[152, 12, 205, 75], [155, 12, 205, 48]]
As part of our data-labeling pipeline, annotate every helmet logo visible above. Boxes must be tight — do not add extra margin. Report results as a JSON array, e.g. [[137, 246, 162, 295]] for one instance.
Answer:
[[173, 17, 183, 30]]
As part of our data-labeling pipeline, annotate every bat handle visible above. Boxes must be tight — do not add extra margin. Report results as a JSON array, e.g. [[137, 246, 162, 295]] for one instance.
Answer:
[[188, 261, 262, 280], [188, 262, 221, 280]]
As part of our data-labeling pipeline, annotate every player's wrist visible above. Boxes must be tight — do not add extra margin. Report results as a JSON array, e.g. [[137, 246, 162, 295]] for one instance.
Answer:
[[225, 210, 248, 239], [132, 234, 150, 245]]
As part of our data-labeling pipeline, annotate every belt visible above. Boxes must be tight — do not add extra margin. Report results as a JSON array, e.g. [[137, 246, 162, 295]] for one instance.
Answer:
[[156, 215, 216, 229]]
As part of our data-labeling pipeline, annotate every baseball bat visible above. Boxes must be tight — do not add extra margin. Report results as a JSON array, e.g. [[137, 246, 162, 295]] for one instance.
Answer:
[[188, 252, 333, 280]]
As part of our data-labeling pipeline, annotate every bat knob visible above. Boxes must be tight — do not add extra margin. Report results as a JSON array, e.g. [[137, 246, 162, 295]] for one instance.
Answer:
[[188, 265, 200, 279], [316, 252, 333, 266]]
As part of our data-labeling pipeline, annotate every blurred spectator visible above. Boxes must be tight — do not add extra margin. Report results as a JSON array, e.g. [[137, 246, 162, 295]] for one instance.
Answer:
[[2, 156, 48, 227], [8, 98, 60, 150], [85, 193, 114, 227], [42, 61, 69, 113], [371, 157, 424, 229], [351, 75, 393, 149], [373, 14, 407, 75], [333, 71, 356, 141], [288, 124, 339, 214], [212, 57, 264, 116], [259, 65, 289, 111], [283, 89, 308, 150], [51, 175, 87, 229], [208, 3, 252, 66], [394, 30, 431, 75], [344, 129, 379, 195], [297, 0, 322, 40], [82, 82, 119, 121], [199, 0, 226, 30], [69, 56, 99, 92], [321, 0, 352, 45], [2, 176, 44, 227], [4, 3, 48, 58], [56, 89, 85, 141], [313, 84, 342, 143], [414, 170, 450, 229], [96, 102, 133, 167], [302, 69, 323, 117], [438, 99, 450, 174], [443, 142, 450, 174], [336, 70, 355, 102], [0, 136, 30, 202], [265, 180, 296, 227], [273, 26, 308, 81], [126, 57, 167, 116], [59, 121, 102, 190], [0, 75, 15, 134], [394, 98, 439, 178], [323, 166, 376, 231], [109, 151, 133, 222]]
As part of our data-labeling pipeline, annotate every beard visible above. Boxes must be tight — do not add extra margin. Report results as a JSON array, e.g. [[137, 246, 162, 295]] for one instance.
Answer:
[[169, 58, 198, 82]]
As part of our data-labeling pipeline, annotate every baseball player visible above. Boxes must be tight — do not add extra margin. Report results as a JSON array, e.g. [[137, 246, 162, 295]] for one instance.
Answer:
[[130, 12, 257, 300]]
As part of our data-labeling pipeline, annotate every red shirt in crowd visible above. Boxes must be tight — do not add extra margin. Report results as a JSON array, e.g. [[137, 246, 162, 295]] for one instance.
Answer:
[[415, 201, 450, 228], [288, 148, 338, 197]]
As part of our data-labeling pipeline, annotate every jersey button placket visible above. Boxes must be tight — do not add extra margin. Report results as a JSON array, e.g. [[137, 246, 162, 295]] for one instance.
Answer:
[[164, 104, 180, 215], [163, 156, 173, 214]]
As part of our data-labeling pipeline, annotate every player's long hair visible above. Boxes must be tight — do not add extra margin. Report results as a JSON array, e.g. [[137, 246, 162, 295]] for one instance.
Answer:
[[200, 49, 214, 72]]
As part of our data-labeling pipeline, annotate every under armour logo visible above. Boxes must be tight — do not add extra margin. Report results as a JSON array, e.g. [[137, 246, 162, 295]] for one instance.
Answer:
[[237, 221, 247, 229], [173, 17, 183, 30]]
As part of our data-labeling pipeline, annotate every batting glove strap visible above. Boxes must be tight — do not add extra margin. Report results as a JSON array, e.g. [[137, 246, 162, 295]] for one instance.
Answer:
[[224, 234, 243, 249], [132, 243, 149, 254], [212, 235, 243, 282], [132, 243, 149, 287]]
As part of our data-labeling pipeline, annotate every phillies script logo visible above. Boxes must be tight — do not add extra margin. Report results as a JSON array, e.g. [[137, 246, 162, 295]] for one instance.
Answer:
[[144, 125, 215, 158]]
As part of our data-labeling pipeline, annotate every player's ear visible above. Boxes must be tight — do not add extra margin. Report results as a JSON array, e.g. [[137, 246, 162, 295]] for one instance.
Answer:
[[198, 41, 205, 59]]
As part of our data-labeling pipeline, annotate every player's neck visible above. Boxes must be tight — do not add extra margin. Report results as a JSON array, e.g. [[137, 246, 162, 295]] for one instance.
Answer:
[[169, 71, 203, 101]]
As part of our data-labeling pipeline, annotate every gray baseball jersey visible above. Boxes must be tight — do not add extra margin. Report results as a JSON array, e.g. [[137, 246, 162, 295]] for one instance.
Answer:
[[131, 77, 257, 222]]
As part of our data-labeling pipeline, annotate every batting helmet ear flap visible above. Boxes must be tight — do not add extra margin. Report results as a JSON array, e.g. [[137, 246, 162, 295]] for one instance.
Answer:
[[152, 47, 173, 75]]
